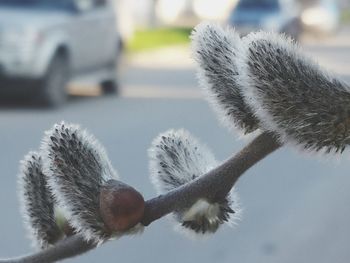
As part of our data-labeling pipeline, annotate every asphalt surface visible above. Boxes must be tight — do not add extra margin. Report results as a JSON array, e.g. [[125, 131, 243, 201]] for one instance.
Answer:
[[1, 29, 350, 263]]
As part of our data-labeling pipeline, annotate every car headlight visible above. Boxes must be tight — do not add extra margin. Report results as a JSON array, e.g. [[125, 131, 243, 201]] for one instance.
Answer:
[[3, 27, 43, 47], [1, 27, 44, 63]]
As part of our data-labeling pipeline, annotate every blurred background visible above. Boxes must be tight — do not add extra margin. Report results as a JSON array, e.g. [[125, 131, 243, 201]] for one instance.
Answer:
[[1, 0, 350, 262]]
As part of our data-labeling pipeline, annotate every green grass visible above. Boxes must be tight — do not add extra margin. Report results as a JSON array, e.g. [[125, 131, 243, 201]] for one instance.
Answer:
[[127, 27, 192, 53], [341, 9, 350, 24]]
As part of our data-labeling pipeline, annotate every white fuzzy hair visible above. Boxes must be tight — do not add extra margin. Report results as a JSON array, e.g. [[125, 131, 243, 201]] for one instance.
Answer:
[[18, 151, 61, 249], [149, 129, 217, 194], [237, 31, 350, 153], [191, 22, 260, 136], [149, 129, 241, 235], [173, 190, 242, 239], [238, 32, 309, 143], [41, 122, 119, 244]]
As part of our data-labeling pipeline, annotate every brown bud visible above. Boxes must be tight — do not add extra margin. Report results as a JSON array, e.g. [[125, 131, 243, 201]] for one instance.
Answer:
[[100, 179, 145, 232]]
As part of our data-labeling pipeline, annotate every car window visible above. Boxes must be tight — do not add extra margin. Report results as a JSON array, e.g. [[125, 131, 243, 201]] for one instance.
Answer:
[[74, 0, 107, 12], [236, 0, 280, 10], [0, 0, 76, 11], [95, 0, 106, 7]]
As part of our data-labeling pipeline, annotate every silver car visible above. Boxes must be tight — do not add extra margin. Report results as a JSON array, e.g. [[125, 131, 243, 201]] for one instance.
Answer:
[[0, 0, 121, 107]]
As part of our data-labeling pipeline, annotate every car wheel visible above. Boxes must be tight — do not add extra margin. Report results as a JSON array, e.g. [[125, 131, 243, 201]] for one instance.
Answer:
[[101, 79, 119, 95], [101, 55, 120, 96], [38, 54, 69, 107]]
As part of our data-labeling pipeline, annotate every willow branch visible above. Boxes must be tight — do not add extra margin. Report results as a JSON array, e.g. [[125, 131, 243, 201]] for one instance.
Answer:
[[142, 131, 281, 225], [0, 131, 281, 263], [0, 235, 95, 263]]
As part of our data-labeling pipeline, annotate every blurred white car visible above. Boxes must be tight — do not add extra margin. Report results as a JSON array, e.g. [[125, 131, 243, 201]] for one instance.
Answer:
[[0, 0, 121, 107], [300, 0, 340, 35], [228, 0, 302, 40]]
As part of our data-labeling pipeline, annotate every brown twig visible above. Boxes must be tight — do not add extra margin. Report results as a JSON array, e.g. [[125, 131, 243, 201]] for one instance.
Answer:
[[0, 235, 95, 263], [142, 131, 281, 225], [0, 132, 281, 263]]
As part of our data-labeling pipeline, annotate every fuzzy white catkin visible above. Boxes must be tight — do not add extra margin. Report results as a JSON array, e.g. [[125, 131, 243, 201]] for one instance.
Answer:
[[18, 151, 62, 249], [41, 122, 119, 243], [238, 31, 350, 153], [191, 22, 259, 135], [149, 129, 241, 235]]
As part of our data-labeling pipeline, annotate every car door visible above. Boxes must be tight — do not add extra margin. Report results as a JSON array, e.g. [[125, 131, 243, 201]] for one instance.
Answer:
[[68, 0, 114, 72], [90, 0, 118, 67]]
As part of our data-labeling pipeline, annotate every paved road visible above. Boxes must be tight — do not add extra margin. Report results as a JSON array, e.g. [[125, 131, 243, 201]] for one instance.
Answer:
[[1, 30, 350, 263]]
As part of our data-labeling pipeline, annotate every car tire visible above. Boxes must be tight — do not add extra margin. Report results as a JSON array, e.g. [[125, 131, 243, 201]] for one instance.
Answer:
[[37, 54, 69, 107], [101, 53, 120, 96], [101, 79, 119, 95]]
